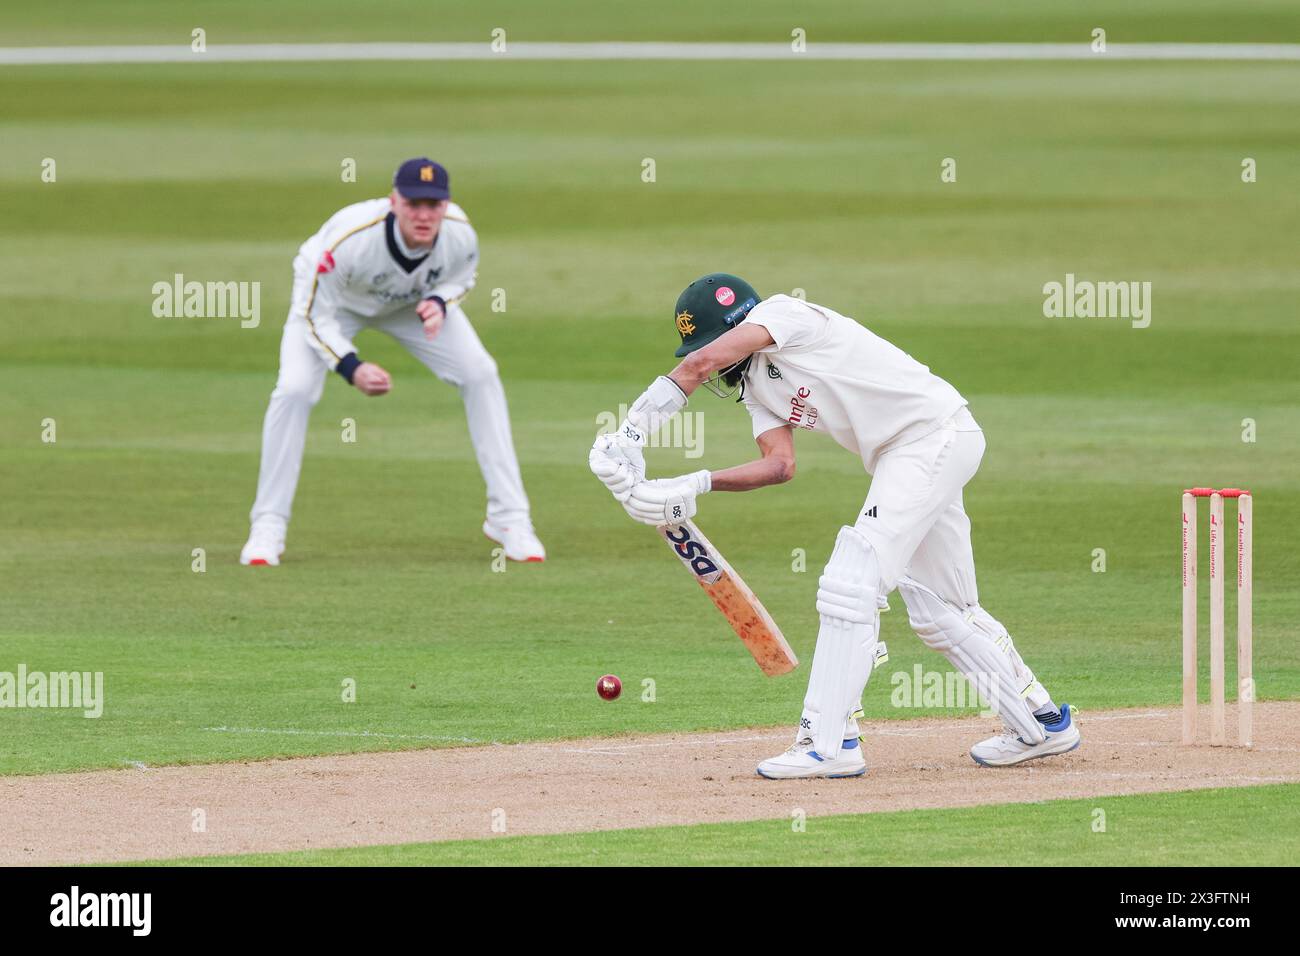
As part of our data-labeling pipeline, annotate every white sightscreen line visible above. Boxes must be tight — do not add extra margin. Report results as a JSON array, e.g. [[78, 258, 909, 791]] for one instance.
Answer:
[[2, 42, 1300, 65]]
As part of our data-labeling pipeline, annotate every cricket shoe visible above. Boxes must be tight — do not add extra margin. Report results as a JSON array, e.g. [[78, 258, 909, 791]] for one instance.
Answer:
[[969, 703, 1081, 767], [483, 520, 546, 562], [756, 736, 866, 780], [240, 521, 285, 567]]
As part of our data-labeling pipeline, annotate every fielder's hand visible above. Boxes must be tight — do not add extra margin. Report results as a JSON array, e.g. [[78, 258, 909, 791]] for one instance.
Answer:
[[416, 298, 445, 340], [353, 362, 392, 396], [625, 470, 711, 526], [588, 433, 645, 502]]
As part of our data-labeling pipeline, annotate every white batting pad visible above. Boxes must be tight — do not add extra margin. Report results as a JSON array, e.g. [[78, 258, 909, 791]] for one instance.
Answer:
[[802, 526, 881, 757], [897, 576, 1046, 744]]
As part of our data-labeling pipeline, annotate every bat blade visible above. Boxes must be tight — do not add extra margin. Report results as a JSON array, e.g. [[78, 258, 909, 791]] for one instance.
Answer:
[[659, 520, 798, 677]]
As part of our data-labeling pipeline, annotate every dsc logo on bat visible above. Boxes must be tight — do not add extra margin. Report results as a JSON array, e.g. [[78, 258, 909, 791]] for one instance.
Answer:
[[662, 525, 722, 584]]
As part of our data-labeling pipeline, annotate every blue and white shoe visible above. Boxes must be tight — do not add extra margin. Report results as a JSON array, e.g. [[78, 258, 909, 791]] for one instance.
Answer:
[[757, 736, 867, 780], [970, 704, 1081, 767]]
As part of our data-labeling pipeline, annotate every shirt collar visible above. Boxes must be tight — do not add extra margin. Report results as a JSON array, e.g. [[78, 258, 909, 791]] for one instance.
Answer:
[[384, 213, 433, 274]]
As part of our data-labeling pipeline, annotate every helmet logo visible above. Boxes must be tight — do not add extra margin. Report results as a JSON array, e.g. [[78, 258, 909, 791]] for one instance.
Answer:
[[715, 287, 735, 306], [676, 310, 696, 336]]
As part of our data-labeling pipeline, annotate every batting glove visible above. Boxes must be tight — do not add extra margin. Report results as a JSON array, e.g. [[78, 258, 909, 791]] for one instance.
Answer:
[[589, 433, 645, 502], [624, 470, 711, 526]]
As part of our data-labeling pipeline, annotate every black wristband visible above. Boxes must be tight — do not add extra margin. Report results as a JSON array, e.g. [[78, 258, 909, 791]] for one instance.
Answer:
[[335, 352, 362, 384], [423, 294, 447, 312]]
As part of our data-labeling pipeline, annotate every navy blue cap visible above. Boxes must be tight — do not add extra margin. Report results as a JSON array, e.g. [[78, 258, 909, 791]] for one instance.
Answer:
[[393, 158, 451, 200]]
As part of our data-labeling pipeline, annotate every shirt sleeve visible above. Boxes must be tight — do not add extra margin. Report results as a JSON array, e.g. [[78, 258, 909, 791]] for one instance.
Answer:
[[743, 394, 790, 440], [427, 222, 479, 307], [745, 299, 826, 352], [302, 249, 360, 372]]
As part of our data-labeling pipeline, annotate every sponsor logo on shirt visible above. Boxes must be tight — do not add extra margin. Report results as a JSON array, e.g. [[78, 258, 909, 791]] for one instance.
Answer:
[[316, 251, 336, 274], [788, 386, 819, 429], [365, 270, 424, 304]]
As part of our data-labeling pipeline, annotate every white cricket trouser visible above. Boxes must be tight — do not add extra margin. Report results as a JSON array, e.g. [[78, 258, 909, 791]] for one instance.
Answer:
[[801, 406, 1051, 751], [248, 281, 531, 532], [855, 406, 986, 602]]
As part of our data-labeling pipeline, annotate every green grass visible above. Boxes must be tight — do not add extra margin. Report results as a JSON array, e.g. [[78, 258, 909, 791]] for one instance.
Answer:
[[135, 783, 1300, 866], [3, 0, 1299, 45], [1, 6, 1298, 782]]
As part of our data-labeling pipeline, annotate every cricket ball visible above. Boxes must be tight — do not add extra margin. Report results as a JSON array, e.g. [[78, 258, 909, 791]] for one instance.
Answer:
[[596, 674, 622, 701]]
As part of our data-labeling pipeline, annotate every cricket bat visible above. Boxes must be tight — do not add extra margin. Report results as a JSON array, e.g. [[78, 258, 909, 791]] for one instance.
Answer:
[[659, 520, 798, 677]]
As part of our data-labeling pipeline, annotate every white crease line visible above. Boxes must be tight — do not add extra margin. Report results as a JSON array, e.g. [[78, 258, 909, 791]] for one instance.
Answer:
[[872, 726, 981, 738], [2, 42, 1299, 66], [557, 713, 1183, 752], [201, 725, 485, 743], [1079, 711, 1169, 722], [559, 733, 788, 755]]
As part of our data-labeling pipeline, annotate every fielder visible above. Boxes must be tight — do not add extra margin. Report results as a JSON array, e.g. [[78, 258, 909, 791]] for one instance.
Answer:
[[241, 158, 545, 565], [589, 273, 1080, 777]]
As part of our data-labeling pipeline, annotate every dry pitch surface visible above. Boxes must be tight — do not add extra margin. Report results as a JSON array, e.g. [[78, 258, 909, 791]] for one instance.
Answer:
[[3, 702, 1296, 865]]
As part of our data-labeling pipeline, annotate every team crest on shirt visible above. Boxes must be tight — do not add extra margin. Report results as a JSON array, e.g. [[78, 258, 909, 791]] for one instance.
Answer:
[[767, 364, 782, 379], [425, 267, 443, 284]]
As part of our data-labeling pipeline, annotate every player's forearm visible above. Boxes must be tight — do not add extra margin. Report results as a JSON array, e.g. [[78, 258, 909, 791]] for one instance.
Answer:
[[303, 315, 360, 381], [668, 324, 777, 396], [428, 276, 474, 307], [667, 353, 713, 397], [709, 456, 794, 492]]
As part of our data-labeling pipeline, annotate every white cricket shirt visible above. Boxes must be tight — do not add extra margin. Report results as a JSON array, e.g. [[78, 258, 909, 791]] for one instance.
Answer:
[[740, 295, 967, 473], [292, 198, 478, 369]]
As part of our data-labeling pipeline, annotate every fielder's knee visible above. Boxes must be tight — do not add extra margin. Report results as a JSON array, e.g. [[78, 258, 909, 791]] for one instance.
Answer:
[[455, 357, 500, 390], [271, 376, 323, 407]]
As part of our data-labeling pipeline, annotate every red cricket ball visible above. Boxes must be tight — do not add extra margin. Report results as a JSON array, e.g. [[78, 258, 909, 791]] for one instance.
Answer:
[[596, 674, 622, 701]]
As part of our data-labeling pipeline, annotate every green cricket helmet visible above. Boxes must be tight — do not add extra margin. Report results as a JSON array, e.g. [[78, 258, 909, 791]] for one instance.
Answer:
[[673, 273, 761, 357]]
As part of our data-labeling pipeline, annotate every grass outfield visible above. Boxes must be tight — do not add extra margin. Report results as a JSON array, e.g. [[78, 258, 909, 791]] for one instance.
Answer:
[[3, 0, 1299, 45], [135, 784, 1300, 866], [2, 19, 1299, 776]]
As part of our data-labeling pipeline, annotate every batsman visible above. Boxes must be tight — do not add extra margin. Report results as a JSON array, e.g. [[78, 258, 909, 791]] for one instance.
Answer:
[[589, 274, 1081, 778]]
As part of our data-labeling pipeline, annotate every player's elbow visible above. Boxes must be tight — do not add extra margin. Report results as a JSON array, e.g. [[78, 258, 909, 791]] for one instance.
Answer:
[[771, 457, 796, 484]]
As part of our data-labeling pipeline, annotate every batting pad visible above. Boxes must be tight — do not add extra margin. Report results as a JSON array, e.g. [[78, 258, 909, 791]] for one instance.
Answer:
[[816, 525, 879, 624], [897, 576, 1046, 743], [803, 526, 881, 757]]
